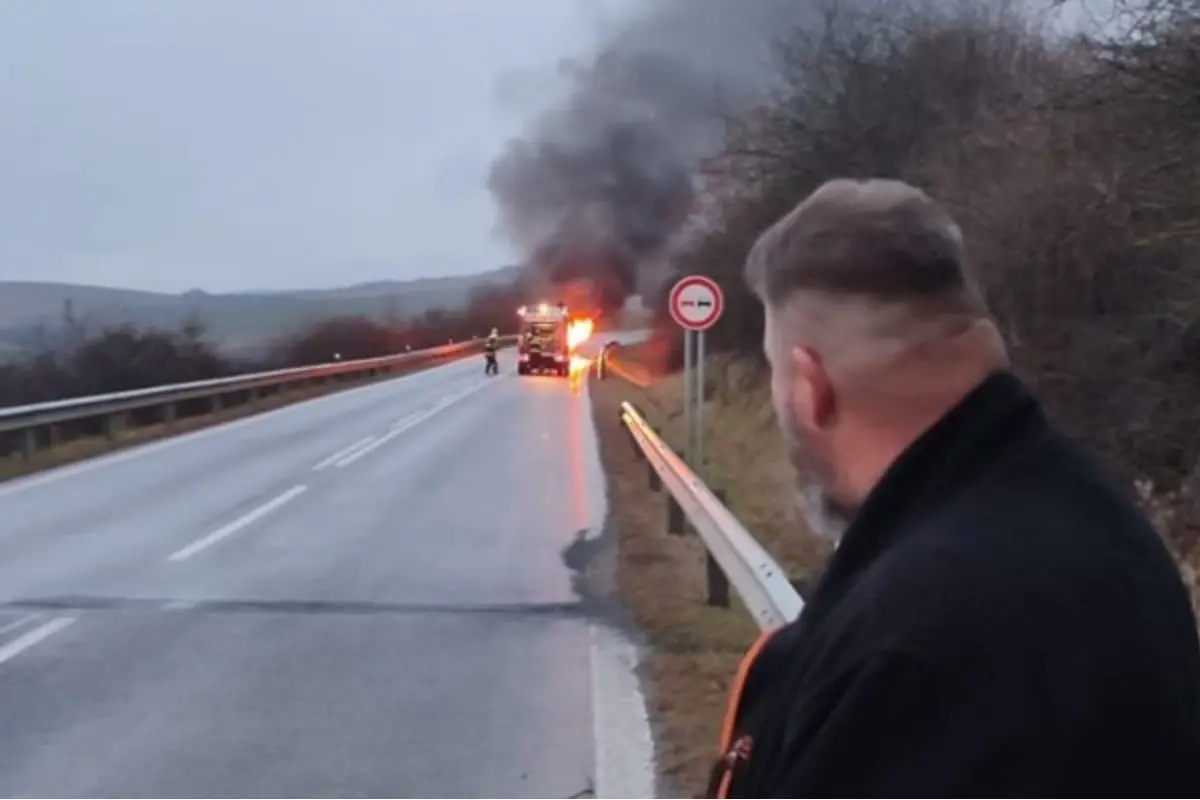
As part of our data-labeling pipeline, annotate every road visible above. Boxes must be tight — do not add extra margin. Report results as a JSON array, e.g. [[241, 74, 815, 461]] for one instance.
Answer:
[[0, 339, 654, 799]]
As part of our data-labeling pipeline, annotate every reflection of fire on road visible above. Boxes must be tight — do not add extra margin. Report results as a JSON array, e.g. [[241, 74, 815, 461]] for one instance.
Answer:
[[568, 354, 591, 393], [569, 354, 592, 376], [567, 317, 595, 382]]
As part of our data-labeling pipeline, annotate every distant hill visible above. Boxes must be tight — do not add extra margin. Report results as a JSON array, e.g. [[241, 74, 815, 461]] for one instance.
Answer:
[[0, 266, 522, 359]]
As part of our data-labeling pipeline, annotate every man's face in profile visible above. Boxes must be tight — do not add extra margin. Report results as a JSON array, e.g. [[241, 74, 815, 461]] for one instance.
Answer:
[[764, 306, 852, 543]]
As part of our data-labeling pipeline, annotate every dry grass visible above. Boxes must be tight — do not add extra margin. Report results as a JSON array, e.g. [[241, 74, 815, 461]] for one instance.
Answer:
[[590, 345, 830, 796], [0, 354, 472, 484]]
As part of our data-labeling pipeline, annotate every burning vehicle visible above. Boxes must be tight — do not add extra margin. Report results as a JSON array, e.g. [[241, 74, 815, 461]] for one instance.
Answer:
[[516, 302, 595, 377]]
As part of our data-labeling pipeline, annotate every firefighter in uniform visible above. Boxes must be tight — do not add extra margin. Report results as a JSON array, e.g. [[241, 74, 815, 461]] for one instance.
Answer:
[[484, 328, 499, 375]]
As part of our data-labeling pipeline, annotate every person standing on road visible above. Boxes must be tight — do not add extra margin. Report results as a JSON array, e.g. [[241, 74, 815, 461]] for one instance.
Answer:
[[484, 328, 499, 376], [710, 178, 1200, 797]]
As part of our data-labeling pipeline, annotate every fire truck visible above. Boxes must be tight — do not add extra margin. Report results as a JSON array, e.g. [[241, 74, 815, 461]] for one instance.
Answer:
[[517, 302, 570, 377]]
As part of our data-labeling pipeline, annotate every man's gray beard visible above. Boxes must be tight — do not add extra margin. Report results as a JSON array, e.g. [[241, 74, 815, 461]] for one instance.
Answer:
[[793, 478, 850, 545], [782, 417, 852, 544]]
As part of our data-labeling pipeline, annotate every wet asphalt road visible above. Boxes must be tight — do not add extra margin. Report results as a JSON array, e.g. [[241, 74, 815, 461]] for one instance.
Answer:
[[0, 338, 649, 798]]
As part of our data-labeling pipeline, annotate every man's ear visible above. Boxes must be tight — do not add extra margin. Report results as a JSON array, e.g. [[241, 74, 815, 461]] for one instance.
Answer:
[[791, 345, 836, 430]]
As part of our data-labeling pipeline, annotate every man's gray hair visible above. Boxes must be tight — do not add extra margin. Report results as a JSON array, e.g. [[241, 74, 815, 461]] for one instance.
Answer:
[[745, 178, 986, 312]]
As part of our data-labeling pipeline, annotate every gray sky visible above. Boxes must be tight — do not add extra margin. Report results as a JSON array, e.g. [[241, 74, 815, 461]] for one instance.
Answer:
[[0, 0, 635, 293]]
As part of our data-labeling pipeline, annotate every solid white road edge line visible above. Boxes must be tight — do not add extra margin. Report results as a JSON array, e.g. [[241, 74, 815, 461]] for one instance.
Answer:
[[589, 622, 657, 799], [0, 354, 487, 500], [312, 436, 377, 471], [334, 377, 498, 468], [0, 617, 76, 667], [167, 484, 308, 562], [571, 373, 657, 798]]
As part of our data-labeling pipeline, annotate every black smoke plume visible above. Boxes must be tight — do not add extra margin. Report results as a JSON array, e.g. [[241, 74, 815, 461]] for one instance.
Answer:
[[488, 0, 794, 314]]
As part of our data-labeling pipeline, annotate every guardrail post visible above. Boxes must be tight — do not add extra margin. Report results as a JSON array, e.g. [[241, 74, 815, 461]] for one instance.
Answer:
[[647, 461, 662, 491], [163, 403, 177, 425], [21, 428, 36, 461], [706, 551, 730, 607], [705, 489, 732, 607], [621, 412, 644, 461], [667, 493, 685, 535]]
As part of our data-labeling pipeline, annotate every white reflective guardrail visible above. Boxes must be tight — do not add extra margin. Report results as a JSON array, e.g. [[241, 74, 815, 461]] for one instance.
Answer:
[[1, 336, 514, 461], [596, 342, 651, 388], [619, 400, 805, 630]]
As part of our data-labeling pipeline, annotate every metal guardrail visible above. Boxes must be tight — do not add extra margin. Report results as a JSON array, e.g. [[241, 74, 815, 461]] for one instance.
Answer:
[[1, 336, 515, 461], [620, 400, 805, 630], [596, 342, 652, 388]]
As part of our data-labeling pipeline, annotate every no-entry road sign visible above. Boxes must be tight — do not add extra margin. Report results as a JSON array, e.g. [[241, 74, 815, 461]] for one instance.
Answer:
[[668, 274, 724, 331]]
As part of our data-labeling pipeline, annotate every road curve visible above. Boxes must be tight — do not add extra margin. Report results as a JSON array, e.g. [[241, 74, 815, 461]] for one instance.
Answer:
[[0, 339, 653, 799]]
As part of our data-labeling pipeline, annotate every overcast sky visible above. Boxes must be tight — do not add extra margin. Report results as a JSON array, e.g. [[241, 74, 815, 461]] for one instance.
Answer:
[[0, 0, 636, 293]]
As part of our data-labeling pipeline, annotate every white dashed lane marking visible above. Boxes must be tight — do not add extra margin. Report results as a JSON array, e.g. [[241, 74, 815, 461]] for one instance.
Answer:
[[167, 484, 308, 562], [0, 617, 76, 667], [312, 437, 377, 471]]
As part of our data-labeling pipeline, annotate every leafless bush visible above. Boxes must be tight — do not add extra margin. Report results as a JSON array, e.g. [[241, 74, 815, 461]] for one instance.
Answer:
[[0, 321, 229, 408], [272, 316, 399, 367]]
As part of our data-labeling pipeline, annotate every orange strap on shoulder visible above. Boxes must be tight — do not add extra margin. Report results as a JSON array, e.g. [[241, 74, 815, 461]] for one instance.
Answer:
[[718, 627, 780, 752], [714, 627, 780, 798]]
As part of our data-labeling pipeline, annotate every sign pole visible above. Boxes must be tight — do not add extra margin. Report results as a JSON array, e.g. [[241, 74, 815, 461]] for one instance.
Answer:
[[696, 329, 705, 471], [682, 328, 693, 462], [666, 273, 724, 472]]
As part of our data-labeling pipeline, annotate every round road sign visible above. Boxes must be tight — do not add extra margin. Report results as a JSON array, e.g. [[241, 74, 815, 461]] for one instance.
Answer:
[[668, 274, 724, 331]]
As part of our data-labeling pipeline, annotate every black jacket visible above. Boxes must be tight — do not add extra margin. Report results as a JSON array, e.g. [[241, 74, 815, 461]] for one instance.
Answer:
[[713, 371, 1200, 797]]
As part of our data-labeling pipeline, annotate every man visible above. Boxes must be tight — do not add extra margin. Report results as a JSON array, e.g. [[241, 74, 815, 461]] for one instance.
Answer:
[[484, 328, 499, 376], [711, 178, 1200, 797]]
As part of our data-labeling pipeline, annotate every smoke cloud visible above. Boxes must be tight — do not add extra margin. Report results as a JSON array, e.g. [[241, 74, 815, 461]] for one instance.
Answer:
[[488, 0, 796, 313]]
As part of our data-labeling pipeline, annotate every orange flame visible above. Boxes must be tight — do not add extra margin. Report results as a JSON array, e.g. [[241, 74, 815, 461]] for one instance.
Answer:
[[566, 318, 594, 351]]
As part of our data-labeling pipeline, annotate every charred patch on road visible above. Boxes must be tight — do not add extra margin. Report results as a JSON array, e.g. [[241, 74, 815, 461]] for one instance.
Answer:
[[1, 595, 592, 620]]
